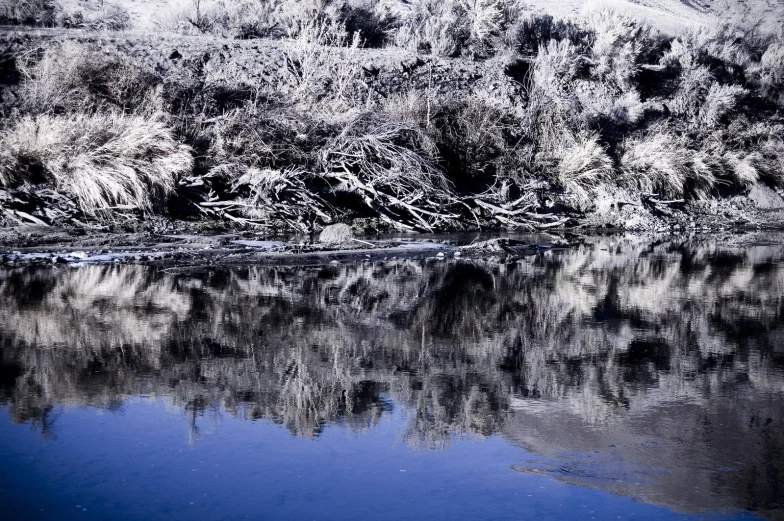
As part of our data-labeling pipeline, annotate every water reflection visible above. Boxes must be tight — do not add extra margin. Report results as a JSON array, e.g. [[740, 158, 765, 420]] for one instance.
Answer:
[[0, 233, 783, 516]]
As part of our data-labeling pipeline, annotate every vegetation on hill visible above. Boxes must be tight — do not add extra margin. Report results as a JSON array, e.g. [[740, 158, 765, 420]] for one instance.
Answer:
[[1, 0, 783, 231]]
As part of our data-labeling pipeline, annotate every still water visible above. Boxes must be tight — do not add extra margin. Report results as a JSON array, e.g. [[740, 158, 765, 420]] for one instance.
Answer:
[[0, 234, 782, 520]]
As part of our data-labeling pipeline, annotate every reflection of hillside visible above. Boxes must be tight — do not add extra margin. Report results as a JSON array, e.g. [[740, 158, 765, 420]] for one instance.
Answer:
[[0, 234, 783, 514]]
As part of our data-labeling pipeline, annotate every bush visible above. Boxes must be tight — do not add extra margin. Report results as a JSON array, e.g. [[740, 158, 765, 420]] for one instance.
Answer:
[[393, 0, 517, 57], [281, 19, 363, 111], [585, 10, 652, 91], [208, 104, 319, 178], [1, 0, 60, 26], [510, 14, 591, 56], [425, 96, 523, 190], [698, 83, 747, 128], [337, 1, 395, 48], [524, 39, 585, 152], [17, 42, 158, 115], [751, 41, 784, 103], [0, 112, 192, 217]]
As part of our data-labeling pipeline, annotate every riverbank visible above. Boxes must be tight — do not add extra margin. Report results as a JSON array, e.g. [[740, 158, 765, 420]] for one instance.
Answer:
[[1, 2, 784, 234]]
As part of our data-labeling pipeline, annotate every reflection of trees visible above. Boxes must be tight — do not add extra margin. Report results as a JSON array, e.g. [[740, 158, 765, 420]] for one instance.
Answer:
[[0, 234, 783, 513]]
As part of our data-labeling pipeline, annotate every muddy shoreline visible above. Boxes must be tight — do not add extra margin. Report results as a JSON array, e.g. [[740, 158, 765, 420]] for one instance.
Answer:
[[2, 223, 783, 269]]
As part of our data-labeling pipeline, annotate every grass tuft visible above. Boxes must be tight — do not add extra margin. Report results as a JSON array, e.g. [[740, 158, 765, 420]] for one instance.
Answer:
[[0, 112, 192, 217]]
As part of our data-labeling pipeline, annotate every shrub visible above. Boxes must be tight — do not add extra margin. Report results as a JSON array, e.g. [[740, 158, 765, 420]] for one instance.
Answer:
[[698, 83, 747, 128], [319, 112, 444, 195], [394, 0, 516, 57], [576, 82, 644, 127], [524, 39, 585, 152], [670, 64, 713, 119], [317, 112, 458, 230], [229, 167, 334, 230], [0, 112, 192, 217], [221, 0, 287, 38], [585, 10, 652, 91], [60, 4, 132, 31], [751, 41, 784, 103], [281, 19, 363, 110], [530, 39, 584, 94], [393, 0, 465, 57], [208, 104, 319, 178], [17, 42, 158, 115], [510, 14, 591, 56], [337, 1, 395, 48], [1, 0, 60, 26]]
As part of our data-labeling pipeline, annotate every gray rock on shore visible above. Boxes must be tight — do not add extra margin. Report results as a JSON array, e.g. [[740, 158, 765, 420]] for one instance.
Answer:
[[319, 224, 354, 245]]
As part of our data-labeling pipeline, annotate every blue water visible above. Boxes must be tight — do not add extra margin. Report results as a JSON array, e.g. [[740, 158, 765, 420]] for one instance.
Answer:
[[2, 234, 783, 520], [0, 400, 754, 521]]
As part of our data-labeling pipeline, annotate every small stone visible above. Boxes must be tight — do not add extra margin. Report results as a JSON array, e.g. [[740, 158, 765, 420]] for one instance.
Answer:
[[319, 223, 354, 245], [436, 252, 445, 260]]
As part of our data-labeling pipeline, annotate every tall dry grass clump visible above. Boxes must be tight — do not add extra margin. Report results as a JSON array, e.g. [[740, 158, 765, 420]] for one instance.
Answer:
[[0, 112, 192, 216], [553, 132, 614, 207], [619, 130, 692, 198]]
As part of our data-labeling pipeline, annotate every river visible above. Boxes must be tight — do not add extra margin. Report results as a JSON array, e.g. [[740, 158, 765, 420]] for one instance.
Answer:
[[1, 233, 782, 520]]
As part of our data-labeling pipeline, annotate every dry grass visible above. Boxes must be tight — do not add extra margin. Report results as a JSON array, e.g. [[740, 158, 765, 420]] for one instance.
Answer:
[[17, 41, 156, 115], [0, 0, 59, 25], [619, 129, 691, 198], [3, 2, 784, 225], [281, 18, 364, 111], [0, 112, 192, 216], [554, 132, 614, 207]]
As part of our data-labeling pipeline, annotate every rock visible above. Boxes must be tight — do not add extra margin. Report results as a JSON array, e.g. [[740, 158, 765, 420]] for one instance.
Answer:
[[319, 223, 354, 245], [748, 185, 784, 209]]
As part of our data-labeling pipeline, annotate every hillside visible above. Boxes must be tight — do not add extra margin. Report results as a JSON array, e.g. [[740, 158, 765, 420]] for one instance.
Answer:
[[40, 0, 783, 33], [1, 0, 783, 234]]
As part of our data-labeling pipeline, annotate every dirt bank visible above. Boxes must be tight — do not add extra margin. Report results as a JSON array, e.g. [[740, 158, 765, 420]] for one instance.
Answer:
[[2, 16, 784, 236]]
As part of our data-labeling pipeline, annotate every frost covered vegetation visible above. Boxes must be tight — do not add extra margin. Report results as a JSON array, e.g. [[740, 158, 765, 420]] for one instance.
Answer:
[[1, 1, 784, 231]]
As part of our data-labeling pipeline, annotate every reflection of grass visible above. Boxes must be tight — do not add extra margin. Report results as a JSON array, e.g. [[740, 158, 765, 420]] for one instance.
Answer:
[[0, 236, 783, 444]]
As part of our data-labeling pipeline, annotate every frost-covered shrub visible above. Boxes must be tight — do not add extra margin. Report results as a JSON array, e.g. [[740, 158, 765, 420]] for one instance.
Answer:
[[585, 10, 652, 91], [1, 0, 60, 26]]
